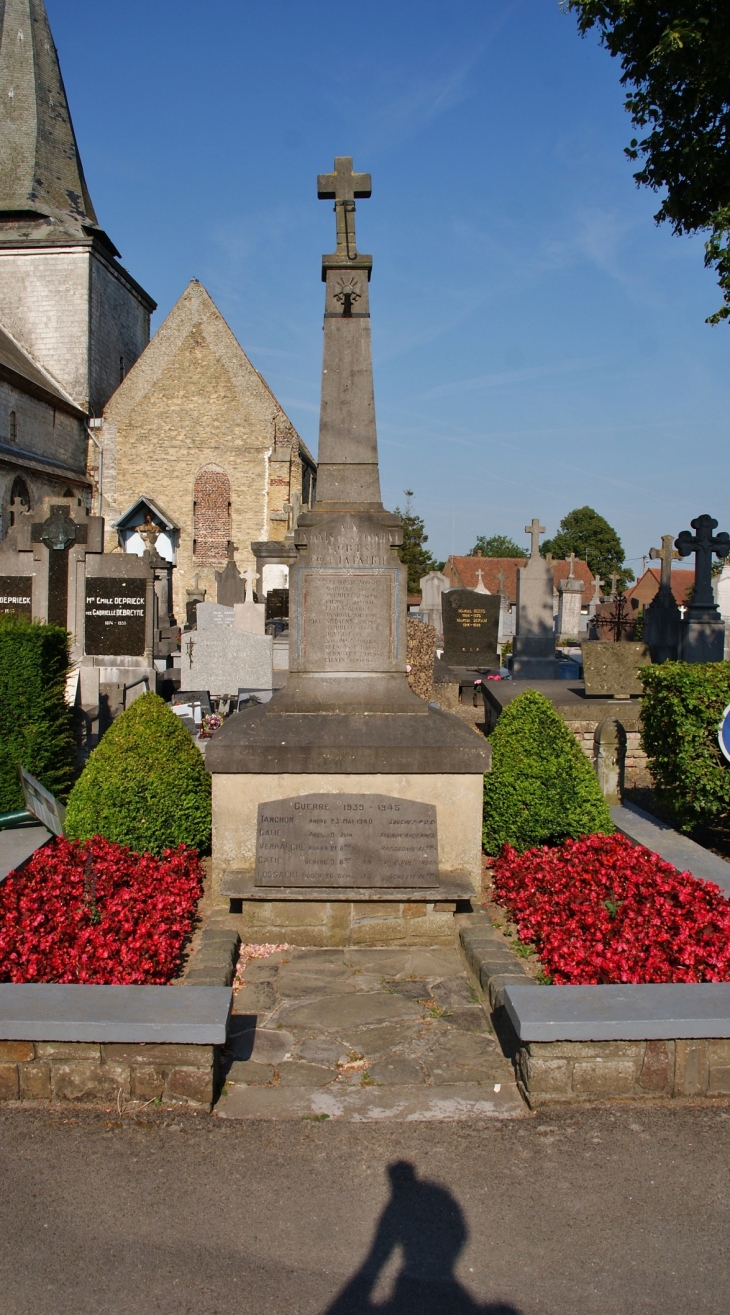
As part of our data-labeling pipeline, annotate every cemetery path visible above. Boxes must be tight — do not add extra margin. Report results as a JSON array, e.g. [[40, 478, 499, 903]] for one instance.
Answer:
[[217, 945, 525, 1120], [0, 1102, 728, 1314]]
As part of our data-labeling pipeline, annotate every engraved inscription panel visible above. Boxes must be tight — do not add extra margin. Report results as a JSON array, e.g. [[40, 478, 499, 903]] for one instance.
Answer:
[[306, 521, 394, 567], [300, 570, 395, 670], [0, 576, 32, 616], [85, 578, 147, 656], [441, 589, 500, 666], [255, 793, 439, 888]]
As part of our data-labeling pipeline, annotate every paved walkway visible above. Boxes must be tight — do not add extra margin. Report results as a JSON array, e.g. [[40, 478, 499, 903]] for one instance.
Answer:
[[217, 944, 525, 1120]]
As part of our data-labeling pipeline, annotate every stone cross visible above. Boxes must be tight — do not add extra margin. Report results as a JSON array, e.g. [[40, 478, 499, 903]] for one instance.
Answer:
[[317, 156, 372, 260], [610, 571, 619, 598], [649, 534, 681, 593], [242, 566, 259, 602], [474, 568, 489, 594], [496, 569, 507, 597], [567, 551, 576, 579], [525, 519, 545, 558], [590, 574, 603, 605], [675, 514, 730, 611]]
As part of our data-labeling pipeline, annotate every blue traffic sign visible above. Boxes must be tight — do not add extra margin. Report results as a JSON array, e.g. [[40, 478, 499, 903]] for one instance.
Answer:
[[718, 704, 730, 764]]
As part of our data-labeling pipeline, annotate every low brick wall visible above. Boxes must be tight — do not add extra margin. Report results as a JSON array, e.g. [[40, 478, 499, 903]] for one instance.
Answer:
[[568, 718, 650, 789], [0, 1040, 218, 1108], [517, 1038, 730, 1105]]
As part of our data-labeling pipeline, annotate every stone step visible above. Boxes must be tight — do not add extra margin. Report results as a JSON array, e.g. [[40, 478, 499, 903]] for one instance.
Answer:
[[215, 1080, 525, 1121]]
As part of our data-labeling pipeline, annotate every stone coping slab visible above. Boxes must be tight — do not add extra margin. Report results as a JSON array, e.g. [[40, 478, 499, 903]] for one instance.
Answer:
[[0, 823, 51, 882], [0, 985, 232, 1044], [611, 802, 730, 896], [504, 983, 730, 1042], [220, 869, 474, 901]]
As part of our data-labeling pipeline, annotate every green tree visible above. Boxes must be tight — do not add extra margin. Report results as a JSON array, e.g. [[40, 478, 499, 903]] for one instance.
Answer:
[[541, 506, 634, 589], [468, 534, 523, 557], [565, 1, 730, 324], [394, 490, 437, 593]]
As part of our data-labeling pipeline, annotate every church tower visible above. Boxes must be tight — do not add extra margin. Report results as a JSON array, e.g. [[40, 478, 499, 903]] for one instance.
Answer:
[[0, 0, 155, 415]]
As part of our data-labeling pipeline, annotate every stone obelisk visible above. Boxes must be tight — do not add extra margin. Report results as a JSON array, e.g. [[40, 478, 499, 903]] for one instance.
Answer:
[[206, 158, 490, 943]]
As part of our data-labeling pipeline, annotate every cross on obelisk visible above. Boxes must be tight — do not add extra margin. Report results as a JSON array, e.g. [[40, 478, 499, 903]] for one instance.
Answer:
[[525, 519, 545, 558], [649, 534, 680, 594], [566, 551, 576, 579], [317, 156, 372, 261], [675, 514, 730, 615]]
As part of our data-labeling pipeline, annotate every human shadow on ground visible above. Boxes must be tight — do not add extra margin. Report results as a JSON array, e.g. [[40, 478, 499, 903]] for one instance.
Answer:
[[322, 1160, 523, 1315]]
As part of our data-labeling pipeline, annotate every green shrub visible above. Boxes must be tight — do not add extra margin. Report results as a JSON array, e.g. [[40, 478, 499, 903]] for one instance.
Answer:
[[65, 692, 211, 855], [483, 689, 613, 853], [0, 615, 75, 812], [640, 662, 730, 832]]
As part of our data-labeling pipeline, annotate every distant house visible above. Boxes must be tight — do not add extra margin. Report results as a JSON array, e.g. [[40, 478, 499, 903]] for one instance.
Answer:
[[625, 566, 695, 613], [443, 555, 594, 608]]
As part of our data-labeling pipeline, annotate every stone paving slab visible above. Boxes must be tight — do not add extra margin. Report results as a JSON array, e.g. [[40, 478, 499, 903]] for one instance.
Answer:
[[217, 945, 525, 1119], [0, 824, 51, 882], [216, 1081, 523, 1121]]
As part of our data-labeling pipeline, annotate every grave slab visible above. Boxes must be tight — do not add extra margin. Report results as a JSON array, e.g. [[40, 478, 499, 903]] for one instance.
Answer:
[[0, 985, 232, 1043], [504, 982, 730, 1042], [611, 801, 730, 895]]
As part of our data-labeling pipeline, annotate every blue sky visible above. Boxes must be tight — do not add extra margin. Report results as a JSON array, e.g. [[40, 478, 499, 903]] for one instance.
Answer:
[[49, 0, 730, 571]]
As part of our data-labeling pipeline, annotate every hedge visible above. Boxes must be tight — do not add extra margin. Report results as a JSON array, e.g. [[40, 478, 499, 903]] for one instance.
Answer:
[[483, 688, 613, 853], [65, 692, 211, 856], [640, 662, 730, 832], [0, 615, 75, 812]]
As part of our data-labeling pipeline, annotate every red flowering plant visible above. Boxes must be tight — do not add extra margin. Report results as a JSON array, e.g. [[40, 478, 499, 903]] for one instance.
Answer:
[[492, 833, 730, 985], [0, 836, 203, 984]]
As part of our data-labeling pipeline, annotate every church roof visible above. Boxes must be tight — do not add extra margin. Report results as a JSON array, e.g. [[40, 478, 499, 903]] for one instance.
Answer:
[[0, 321, 83, 412], [0, 0, 117, 252]]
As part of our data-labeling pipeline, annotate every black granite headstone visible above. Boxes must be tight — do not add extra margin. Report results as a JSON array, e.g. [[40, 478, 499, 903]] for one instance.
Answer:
[[441, 589, 500, 667], [85, 578, 147, 656], [0, 576, 32, 617], [265, 588, 289, 622]]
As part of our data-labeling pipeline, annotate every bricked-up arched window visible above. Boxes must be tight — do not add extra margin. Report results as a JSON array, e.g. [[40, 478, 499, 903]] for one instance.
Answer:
[[193, 466, 231, 563]]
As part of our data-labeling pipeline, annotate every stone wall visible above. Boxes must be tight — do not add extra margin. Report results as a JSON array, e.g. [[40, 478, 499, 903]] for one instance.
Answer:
[[0, 1040, 218, 1108], [566, 716, 651, 788], [100, 282, 311, 620], [0, 377, 86, 470], [0, 248, 151, 415], [230, 898, 460, 947], [515, 1038, 730, 1105]]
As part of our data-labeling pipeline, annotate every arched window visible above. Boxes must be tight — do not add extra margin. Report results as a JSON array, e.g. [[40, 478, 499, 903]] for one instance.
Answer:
[[193, 466, 230, 563], [9, 410, 17, 443]]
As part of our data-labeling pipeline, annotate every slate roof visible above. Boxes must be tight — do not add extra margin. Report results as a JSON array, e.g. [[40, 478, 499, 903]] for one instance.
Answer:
[[625, 566, 695, 609], [0, 0, 118, 253], [444, 555, 594, 602]]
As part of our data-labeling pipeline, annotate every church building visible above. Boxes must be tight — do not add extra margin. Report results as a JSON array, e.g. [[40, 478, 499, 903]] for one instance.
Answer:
[[0, 0, 314, 607], [0, 0, 155, 533]]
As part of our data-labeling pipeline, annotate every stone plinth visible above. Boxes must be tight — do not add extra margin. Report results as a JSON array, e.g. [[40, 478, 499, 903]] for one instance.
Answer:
[[679, 619, 725, 663], [513, 552, 559, 679], [581, 641, 651, 697]]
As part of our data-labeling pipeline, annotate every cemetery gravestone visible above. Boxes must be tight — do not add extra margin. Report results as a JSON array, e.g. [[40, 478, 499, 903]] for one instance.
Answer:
[[180, 627, 273, 698], [557, 554, 585, 639], [512, 518, 559, 679], [441, 589, 500, 667], [84, 578, 147, 657], [419, 569, 449, 636], [675, 514, 730, 662], [0, 577, 32, 616], [644, 535, 681, 663]]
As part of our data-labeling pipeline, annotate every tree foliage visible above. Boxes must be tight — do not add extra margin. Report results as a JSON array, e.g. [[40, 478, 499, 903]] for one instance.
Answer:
[[483, 690, 613, 853], [541, 505, 633, 589], [565, 0, 730, 323], [0, 616, 75, 813], [468, 534, 523, 557], [65, 693, 211, 856], [394, 490, 437, 593]]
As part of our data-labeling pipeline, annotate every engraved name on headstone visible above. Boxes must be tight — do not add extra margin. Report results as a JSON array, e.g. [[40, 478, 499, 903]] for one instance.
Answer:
[[441, 589, 500, 667], [254, 793, 439, 888], [299, 570, 397, 669], [85, 578, 147, 656], [0, 577, 32, 616]]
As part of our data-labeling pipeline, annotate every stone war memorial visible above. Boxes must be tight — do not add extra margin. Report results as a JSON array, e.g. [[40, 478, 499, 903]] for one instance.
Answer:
[[206, 158, 491, 945]]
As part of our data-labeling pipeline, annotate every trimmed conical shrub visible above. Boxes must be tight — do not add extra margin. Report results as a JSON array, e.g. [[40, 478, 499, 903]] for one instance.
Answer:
[[483, 689, 613, 854], [65, 692, 211, 855], [0, 615, 74, 812]]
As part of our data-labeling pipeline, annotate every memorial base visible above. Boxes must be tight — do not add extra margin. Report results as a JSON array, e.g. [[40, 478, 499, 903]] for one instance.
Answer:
[[678, 618, 725, 663], [220, 891, 468, 947]]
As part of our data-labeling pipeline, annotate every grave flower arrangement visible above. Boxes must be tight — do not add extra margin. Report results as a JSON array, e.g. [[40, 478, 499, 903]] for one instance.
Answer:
[[492, 833, 730, 985], [0, 836, 203, 984]]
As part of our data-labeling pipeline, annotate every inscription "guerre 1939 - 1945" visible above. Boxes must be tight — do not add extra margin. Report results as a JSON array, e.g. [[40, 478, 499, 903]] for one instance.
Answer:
[[254, 793, 439, 888]]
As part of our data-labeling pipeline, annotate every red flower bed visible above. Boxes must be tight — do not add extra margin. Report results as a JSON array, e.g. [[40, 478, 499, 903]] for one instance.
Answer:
[[0, 836, 203, 984], [492, 833, 730, 985]]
